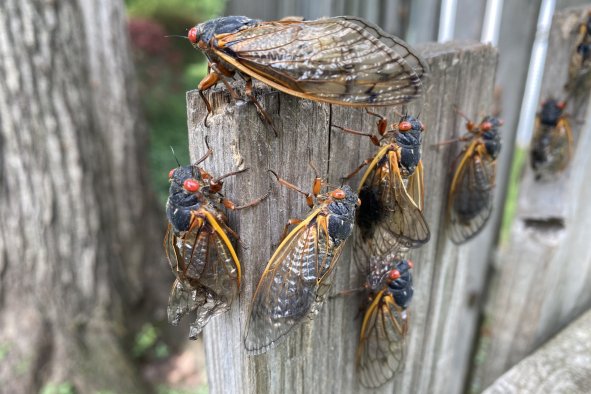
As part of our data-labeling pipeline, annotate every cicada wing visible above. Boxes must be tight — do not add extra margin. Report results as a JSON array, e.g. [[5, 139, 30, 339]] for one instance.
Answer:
[[406, 159, 425, 211], [215, 16, 428, 107], [548, 118, 574, 173], [245, 212, 344, 354], [357, 290, 408, 388], [447, 142, 495, 244], [164, 209, 240, 336]]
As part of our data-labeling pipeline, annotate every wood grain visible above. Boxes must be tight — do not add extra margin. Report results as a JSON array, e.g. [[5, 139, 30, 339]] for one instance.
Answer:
[[187, 41, 498, 394]]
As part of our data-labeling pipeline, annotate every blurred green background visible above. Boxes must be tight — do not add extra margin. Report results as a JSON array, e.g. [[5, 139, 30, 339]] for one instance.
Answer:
[[126, 0, 226, 204]]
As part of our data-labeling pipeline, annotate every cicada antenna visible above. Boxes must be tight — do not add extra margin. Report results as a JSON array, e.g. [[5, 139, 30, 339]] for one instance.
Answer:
[[164, 35, 189, 40], [170, 146, 181, 167]]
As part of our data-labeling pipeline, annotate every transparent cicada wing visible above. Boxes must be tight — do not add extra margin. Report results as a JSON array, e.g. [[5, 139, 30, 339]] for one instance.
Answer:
[[215, 16, 428, 107], [244, 211, 345, 355], [356, 148, 430, 261], [164, 208, 240, 337], [406, 159, 425, 211], [447, 141, 496, 244], [357, 290, 408, 388]]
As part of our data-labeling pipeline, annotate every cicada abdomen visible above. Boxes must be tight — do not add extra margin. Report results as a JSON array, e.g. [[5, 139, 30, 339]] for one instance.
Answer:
[[530, 99, 573, 181], [244, 179, 360, 355], [446, 115, 503, 244], [357, 258, 414, 388]]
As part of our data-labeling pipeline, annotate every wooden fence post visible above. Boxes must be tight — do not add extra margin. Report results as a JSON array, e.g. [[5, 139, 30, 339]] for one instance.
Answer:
[[470, 5, 591, 392], [187, 41, 498, 394]]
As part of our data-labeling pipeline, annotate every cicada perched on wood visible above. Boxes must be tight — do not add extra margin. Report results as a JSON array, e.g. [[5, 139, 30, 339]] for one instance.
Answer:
[[566, 11, 591, 96], [188, 15, 429, 126], [244, 174, 360, 355], [530, 99, 573, 181], [165, 145, 268, 339], [445, 113, 503, 244], [335, 112, 430, 259], [357, 258, 414, 388]]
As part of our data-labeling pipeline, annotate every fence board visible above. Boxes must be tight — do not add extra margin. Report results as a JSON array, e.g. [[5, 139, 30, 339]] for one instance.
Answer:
[[483, 309, 591, 393], [186, 41, 497, 394], [470, 5, 591, 392]]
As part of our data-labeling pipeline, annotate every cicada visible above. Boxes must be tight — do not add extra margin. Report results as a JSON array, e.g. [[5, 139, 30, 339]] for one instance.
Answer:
[[336, 112, 430, 259], [530, 99, 573, 180], [244, 175, 360, 354], [446, 114, 503, 244], [357, 258, 413, 388], [188, 16, 429, 125], [165, 147, 267, 339], [566, 11, 591, 96]]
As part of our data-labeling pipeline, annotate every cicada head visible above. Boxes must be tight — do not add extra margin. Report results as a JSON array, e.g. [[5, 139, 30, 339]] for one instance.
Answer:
[[188, 16, 260, 50], [479, 116, 503, 159], [539, 98, 566, 126], [166, 165, 206, 233]]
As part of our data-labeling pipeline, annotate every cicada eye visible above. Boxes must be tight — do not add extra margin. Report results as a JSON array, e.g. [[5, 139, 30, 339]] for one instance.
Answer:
[[331, 189, 346, 199], [188, 27, 198, 44], [183, 178, 200, 192], [557, 101, 566, 110], [419, 121, 425, 131], [388, 269, 401, 281], [168, 168, 175, 179], [407, 260, 414, 269], [398, 121, 412, 132], [481, 121, 492, 131]]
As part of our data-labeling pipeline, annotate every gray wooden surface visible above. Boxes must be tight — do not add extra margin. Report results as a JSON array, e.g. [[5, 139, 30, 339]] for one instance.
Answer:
[[186, 41, 498, 394], [483, 308, 591, 394], [470, 5, 591, 392]]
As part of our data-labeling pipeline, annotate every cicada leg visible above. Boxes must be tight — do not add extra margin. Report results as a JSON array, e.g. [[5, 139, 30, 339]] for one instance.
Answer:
[[341, 157, 376, 181], [220, 191, 270, 211], [332, 124, 381, 146], [245, 77, 278, 137]]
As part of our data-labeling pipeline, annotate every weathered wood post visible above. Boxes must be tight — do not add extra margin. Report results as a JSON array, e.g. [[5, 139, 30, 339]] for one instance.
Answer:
[[470, 5, 591, 392], [187, 41, 498, 394]]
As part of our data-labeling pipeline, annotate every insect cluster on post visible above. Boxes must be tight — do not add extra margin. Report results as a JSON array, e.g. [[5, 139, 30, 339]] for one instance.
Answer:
[[162, 12, 505, 389]]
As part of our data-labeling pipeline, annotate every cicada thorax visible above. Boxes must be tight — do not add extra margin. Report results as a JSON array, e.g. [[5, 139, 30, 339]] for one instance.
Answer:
[[244, 183, 360, 355], [357, 258, 414, 388], [447, 115, 503, 244], [355, 114, 429, 259], [566, 11, 591, 96], [165, 163, 243, 339], [530, 99, 573, 181]]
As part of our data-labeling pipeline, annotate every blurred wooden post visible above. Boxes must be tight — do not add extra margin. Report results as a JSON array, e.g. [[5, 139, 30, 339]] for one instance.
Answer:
[[186, 41, 497, 394], [470, 5, 591, 392], [483, 309, 591, 393]]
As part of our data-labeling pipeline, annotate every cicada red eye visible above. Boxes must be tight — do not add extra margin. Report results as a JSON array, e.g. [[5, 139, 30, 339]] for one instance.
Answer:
[[481, 121, 492, 131], [557, 101, 567, 110], [188, 27, 198, 44], [183, 179, 200, 192], [407, 260, 414, 269], [168, 168, 175, 179], [398, 121, 412, 131], [332, 189, 346, 199], [388, 270, 401, 281]]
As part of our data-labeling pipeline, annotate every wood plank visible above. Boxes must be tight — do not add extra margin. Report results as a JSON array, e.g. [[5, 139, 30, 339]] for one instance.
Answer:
[[470, 5, 591, 392], [483, 308, 591, 393], [187, 41, 497, 394]]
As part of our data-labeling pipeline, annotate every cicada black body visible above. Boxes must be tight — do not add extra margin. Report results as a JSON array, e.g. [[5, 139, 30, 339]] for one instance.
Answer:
[[530, 99, 573, 180], [447, 115, 503, 244], [244, 182, 360, 355], [352, 114, 430, 259], [165, 153, 267, 339], [188, 15, 429, 121], [566, 11, 591, 96], [357, 258, 414, 388]]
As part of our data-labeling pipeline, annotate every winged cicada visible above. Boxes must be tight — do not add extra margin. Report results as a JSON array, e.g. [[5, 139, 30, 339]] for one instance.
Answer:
[[445, 113, 503, 244], [530, 99, 573, 181], [357, 258, 414, 388], [188, 16, 429, 126], [244, 174, 360, 354], [566, 11, 591, 96], [165, 146, 267, 339], [335, 112, 430, 259]]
